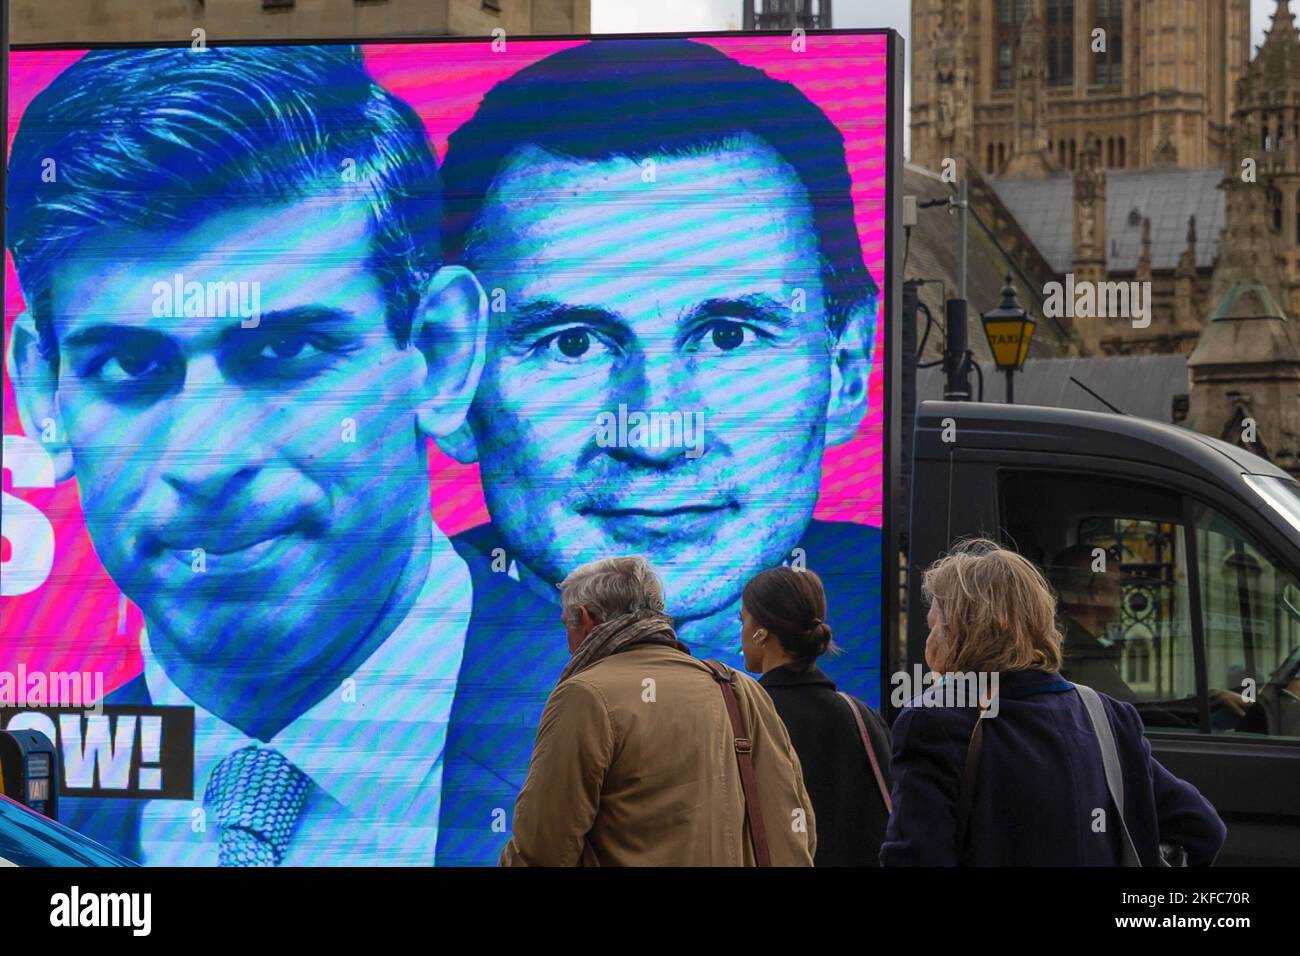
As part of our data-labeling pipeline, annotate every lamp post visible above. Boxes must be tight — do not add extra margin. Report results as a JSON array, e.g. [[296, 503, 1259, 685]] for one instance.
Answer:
[[980, 273, 1036, 403]]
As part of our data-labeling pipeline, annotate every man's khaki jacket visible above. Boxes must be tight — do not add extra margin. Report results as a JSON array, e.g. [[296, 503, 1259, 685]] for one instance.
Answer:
[[500, 643, 816, 866]]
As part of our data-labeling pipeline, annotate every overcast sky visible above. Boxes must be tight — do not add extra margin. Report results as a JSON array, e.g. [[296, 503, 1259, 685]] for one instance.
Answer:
[[592, 0, 1279, 158]]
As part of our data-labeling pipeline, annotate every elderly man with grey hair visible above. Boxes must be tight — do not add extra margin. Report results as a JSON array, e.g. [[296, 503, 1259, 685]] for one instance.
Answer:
[[499, 555, 816, 866]]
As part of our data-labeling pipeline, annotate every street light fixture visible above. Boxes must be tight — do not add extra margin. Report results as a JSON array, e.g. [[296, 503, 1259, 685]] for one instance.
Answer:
[[980, 273, 1036, 403]]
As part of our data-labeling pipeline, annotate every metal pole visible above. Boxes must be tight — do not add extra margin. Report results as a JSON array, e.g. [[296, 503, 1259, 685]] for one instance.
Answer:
[[944, 298, 971, 401], [1006, 369, 1015, 404], [957, 178, 968, 301]]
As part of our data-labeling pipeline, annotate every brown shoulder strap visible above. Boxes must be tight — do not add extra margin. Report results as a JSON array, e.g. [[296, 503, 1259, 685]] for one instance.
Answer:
[[954, 709, 985, 859], [837, 691, 893, 814], [703, 659, 772, 867]]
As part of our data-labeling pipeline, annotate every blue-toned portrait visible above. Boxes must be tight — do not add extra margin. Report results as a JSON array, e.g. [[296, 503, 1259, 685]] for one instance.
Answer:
[[3, 35, 891, 867], [6, 44, 487, 865]]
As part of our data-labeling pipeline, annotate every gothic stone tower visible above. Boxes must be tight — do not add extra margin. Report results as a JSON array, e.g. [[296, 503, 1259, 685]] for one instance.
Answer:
[[911, 0, 1251, 176], [1071, 133, 1107, 353], [1189, 0, 1300, 475], [1237, 0, 1300, 319]]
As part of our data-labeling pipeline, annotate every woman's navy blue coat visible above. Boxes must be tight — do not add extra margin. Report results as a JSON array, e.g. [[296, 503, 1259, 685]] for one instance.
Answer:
[[880, 669, 1227, 866]]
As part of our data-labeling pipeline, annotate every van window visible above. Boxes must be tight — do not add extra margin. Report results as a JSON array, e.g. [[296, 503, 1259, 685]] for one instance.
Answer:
[[1192, 502, 1300, 739], [998, 471, 1200, 731]]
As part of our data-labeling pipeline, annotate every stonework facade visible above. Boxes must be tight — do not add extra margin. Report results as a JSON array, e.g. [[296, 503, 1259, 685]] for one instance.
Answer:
[[1189, 1, 1300, 472], [912, 0, 1251, 178], [913, 1, 1300, 477]]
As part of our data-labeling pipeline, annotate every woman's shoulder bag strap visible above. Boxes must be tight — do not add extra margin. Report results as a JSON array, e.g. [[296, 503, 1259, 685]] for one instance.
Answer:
[[837, 692, 893, 813], [954, 708, 985, 859], [1075, 683, 1145, 867]]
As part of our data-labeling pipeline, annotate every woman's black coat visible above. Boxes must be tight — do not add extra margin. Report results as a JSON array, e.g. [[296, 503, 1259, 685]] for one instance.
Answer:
[[760, 663, 893, 867]]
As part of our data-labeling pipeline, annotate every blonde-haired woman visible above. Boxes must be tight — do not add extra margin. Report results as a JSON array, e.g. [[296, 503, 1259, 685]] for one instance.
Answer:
[[880, 539, 1226, 866]]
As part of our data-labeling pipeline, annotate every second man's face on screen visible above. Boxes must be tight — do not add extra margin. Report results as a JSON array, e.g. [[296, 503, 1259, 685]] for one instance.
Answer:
[[460, 135, 846, 625]]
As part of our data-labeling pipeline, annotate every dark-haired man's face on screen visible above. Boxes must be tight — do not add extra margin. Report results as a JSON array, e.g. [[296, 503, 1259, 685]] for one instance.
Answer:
[[16, 199, 450, 686], [454, 134, 872, 647]]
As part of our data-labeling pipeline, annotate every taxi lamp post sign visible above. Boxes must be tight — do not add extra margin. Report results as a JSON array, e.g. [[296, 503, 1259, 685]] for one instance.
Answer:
[[981, 273, 1036, 404]]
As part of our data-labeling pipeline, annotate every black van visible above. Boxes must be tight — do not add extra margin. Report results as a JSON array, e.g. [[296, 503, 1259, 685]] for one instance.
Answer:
[[905, 400, 1300, 866]]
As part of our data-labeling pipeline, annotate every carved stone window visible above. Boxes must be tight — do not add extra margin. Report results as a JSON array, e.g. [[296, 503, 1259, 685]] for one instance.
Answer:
[[1092, 0, 1123, 86], [996, 0, 1029, 89], [1046, 0, 1074, 86]]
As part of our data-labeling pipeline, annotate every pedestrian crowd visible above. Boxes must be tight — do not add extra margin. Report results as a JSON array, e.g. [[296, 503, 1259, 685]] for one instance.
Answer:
[[499, 540, 1227, 867]]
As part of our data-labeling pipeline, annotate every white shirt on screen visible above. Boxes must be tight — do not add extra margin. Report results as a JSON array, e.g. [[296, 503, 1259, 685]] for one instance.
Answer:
[[135, 531, 471, 866]]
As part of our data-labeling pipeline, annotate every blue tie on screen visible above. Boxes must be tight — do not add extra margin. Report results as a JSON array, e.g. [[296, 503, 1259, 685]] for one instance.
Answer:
[[204, 746, 311, 867]]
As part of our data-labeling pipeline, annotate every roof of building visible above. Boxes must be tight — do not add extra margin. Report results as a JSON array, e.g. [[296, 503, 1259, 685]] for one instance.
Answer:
[[916, 353, 1189, 423], [989, 168, 1226, 274]]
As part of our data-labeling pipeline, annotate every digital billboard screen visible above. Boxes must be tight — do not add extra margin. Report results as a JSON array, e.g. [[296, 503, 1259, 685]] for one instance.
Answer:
[[2, 31, 899, 865]]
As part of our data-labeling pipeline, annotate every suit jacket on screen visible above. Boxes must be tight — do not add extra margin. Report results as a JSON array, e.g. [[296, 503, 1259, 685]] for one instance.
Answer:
[[61, 520, 882, 866], [436, 518, 882, 865]]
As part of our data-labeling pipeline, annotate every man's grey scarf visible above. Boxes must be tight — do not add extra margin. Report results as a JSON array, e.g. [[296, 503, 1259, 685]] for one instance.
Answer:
[[558, 609, 690, 684]]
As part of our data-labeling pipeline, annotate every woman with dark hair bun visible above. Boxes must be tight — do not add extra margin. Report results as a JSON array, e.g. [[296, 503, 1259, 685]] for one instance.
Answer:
[[742, 566, 893, 866]]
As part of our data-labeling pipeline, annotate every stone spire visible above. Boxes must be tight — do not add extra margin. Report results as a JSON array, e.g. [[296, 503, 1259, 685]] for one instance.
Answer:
[[1135, 218, 1153, 283], [1212, 174, 1288, 305], [1263, 0, 1300, 53], [1013, 6, 1046, 156], [1186, 274, 1300, 473], [1238, 0, 1300, 178], [1223, 0, 1300, 312], [1189, 33, 1300, 475], [1152, 120, 1178, 169], [1073, 135, 1106, 263], [1173, 216, 1201, 337], [1003, 4, 1059, 179], [932, 0, 973, 176], [1072, 135, 1107, 354]]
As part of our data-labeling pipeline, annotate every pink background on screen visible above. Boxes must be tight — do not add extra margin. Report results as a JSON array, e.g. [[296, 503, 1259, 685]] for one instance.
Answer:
[[2, 35, 889, 690]]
